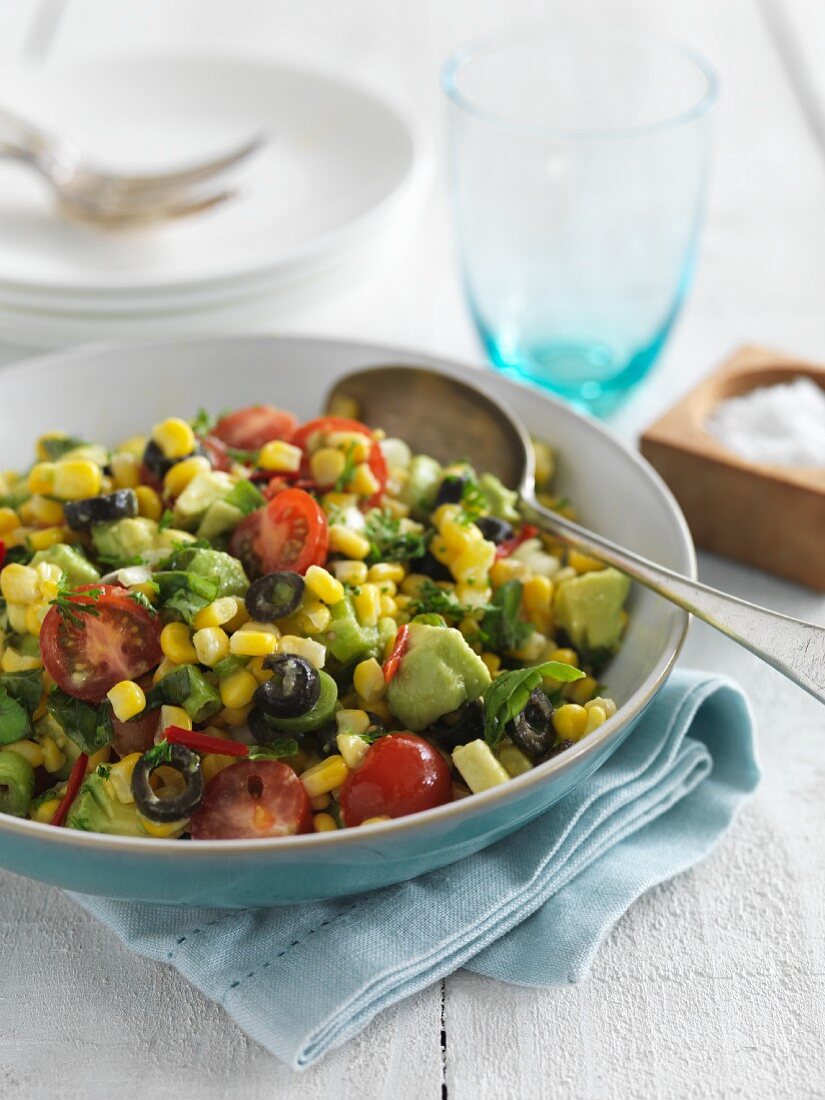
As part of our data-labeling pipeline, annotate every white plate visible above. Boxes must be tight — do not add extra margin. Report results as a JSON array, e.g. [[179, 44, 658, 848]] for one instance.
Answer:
[[0, 55, 430, 303]]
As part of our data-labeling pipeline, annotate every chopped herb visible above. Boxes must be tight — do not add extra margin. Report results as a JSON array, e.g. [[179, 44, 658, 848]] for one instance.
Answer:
[[142, 740, 174, 768], [191, 408, 217, 435], [127, 590, 156, 613], [333, 442, 358, 493], [225, 446, 259, 465], [144, 664, 222, 724], [479, 581, 534, 653], [409, 578, 488, 620], [158, 509, 174, 532], [95, 763, 112, 779], [155, 540, 212, 572], [47, 691, 113, 756], [483, 660, 585, 748], [364, 509, 427, 564], [154, 571, 220, 624], [459, 476, 488, 523], [39, 435, 88, 461], [224, 479, 265, 515], [248, 738, 300, 760], [3, 545, 34, 566], [49, 579, 102, 630]]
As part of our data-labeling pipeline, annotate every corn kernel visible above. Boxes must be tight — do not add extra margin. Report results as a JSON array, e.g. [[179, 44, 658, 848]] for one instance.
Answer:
[[328, 525, 370, 559], [135, 485, 163, 521], [218, 704, 252, 728], [481, 651, 501, 676], [350, 462, 380, 497], [552, 704, 588, 741], [277, 635, 326, 668], [3, 740, 44, 768], [441, 518, 483, 554], [27, 462, 55, 495], [1, 563, 39, 604], [248, 655, 273, 684], [229, 628, 278, 658], [297, 601, 332, 635], [522, 574, 554, 614], [258, 440, 303, 473], [547, 647, 579, 668], [160, 622, 198, 665], [25, 602, 48, 636], [399, 573, 429, 599], [354, 583, 380, 627], [332, 559, 368, 585], [1, 649, 41, 673], [163, 455, 211, 499], [28, 526, 67, 552], [565, 674, 598, 705], [326, 430, 372, 463], [327, 393, 360, 419], [336, 730, 371, 771], [21, 496, 65, 527], [304, 564, 345, 606], [219, 668, 258, 709], [160, 705, 191, 732], [377, 594, 396, 618], [367, 562, 405, 585], [107, 680, 146, 723], [0, 507, 18, 536], [310, 792, 330, 811], [584, 704, 608, 735], [138, 813, 189, 839], [87, 746, 111, 774], [300, 755, 349, 799], [451, 540, 496, 584], [568, 549, 605, 574], [360, 816, 391, 826], [110, 451, 140, 489], [429, 538, 454, 566], [353, 657, 386, 704], [490, 558, 529, 587], [38, 460, 102, 501], [193, 626, 230, 667], [32, 693, 48, 722], [152, 417, 196, 460], [310, 447, 346, 488], [335, 709, 371, 737], [39, 735, 64, 774], [586, 696, 617, 718], [455, 581, 492, 609], [33, 798, 60, 824], [201, 753, 237, 785], [192, 596, 242, 631], [313, 812, 338, 832], [108, 753, 142, 803]]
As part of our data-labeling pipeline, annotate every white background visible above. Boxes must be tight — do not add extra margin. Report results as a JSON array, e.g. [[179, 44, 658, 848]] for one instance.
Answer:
[[0, 2, 824, 1097]]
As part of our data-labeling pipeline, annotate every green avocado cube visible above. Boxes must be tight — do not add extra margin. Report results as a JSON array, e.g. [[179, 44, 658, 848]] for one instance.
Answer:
[[553, 567, 631, 653], [30, 543, 100, 587]]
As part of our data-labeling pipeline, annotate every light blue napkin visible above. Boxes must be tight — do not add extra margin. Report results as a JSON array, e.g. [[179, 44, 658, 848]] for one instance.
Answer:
[[74, 670, 759, 1069]]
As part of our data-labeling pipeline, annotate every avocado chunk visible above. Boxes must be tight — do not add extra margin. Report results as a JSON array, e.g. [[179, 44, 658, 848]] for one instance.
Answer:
[[263, 670, 338, 734], [91, 517, 159, 565], [66, 772, 146, 837], [387, 622, 491, 731], [553, 567, 631, 653], [166, 547, 249, 598], [144, 665, 222, 724], [174, 471, 235, 528], [401, 455, 442, 519], [30, 543, 100, 587], [197, 499, 244, 541], [318, 594, 379, 665], [478, 473, 520, 524]]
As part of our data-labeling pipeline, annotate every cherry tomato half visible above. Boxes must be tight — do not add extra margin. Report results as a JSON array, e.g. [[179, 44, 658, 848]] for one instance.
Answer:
[[339, 733, 453, 827], [190, 759, 313, 839], [111, 709, 160, 758], [40, 585, 163, 703], [212, 405, 298, 451], [292, 416, 387, 504], [229, 488, 329, 578]]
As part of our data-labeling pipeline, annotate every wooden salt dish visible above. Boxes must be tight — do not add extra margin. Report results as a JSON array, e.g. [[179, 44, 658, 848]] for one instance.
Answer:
[[640, 345, 825, 591]]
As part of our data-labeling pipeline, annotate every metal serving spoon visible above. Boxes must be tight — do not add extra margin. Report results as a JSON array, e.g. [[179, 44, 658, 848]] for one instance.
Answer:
[[326, 365, 825, 707]]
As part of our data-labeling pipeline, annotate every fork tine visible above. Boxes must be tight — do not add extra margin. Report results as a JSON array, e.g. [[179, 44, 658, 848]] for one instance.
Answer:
[[60, 188, 235, 229], [100, 133, 266, 199]]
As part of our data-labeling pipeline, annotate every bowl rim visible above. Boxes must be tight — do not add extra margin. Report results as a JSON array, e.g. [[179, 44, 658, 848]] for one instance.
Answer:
[[0, 334, 695, 858]]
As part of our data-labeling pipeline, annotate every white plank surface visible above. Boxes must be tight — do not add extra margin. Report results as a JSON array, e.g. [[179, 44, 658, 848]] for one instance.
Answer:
[[1, 1, 825, 1098]]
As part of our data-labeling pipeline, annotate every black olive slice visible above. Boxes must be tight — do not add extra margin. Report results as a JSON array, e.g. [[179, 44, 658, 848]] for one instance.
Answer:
[[64, 489, 139, 531], [506, 689, 555, 756], [434, 473, 468, 508], [131, 744, 204, 823], [474, 515, 514, 545], [244, 571, 305, 622], [254, 654, 320, 719]]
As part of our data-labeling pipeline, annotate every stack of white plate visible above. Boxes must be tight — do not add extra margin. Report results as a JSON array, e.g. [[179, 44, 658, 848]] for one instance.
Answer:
[[0, 55, 431, 346]]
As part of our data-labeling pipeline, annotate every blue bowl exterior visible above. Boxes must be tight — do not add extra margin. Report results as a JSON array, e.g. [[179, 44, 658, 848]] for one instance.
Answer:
[[1, 705, 647, 906]]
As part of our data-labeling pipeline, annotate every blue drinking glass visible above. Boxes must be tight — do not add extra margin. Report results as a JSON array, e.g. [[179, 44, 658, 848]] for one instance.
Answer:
[[442, 29, 718, 415]]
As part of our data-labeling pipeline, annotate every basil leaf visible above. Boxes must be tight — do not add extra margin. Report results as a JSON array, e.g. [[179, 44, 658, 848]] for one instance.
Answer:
[[0, 687, 31, 745], [47, 690, 113, 755], [153, 571, 219, 624], [483, 660, 585, 748], [0, 669, 43, 715], [479, 580, 534, 653]]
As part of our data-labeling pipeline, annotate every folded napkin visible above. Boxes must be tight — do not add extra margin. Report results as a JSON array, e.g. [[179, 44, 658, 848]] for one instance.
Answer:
[[74, 670, 759, 1070]]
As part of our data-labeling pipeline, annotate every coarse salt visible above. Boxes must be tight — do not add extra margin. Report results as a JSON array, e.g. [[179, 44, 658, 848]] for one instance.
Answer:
[[706, 377, 825, 467]]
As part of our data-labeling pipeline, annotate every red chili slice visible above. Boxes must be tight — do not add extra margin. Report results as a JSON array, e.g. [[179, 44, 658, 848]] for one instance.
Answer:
[[382, 624, 410, 683], [164, 727, 249, 757], [51, 753, 89, 828]]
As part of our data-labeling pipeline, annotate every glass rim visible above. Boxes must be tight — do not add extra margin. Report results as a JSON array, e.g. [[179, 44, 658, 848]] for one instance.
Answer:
[[441, 28, 719, 141]]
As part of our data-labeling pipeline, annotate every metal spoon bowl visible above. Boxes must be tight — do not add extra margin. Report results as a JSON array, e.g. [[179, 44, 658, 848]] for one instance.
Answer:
[[327, 364, 825, 707]]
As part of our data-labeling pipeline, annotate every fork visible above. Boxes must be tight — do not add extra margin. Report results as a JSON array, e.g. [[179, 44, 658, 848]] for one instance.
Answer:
[[0, 106, 264, 227]]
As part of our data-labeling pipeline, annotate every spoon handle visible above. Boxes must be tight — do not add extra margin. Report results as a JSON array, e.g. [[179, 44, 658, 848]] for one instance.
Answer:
[[524, 499, 825, 706]]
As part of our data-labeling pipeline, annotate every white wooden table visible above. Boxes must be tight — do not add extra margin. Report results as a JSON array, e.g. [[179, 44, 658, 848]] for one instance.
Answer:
[[1, 2, 824, 1097]]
